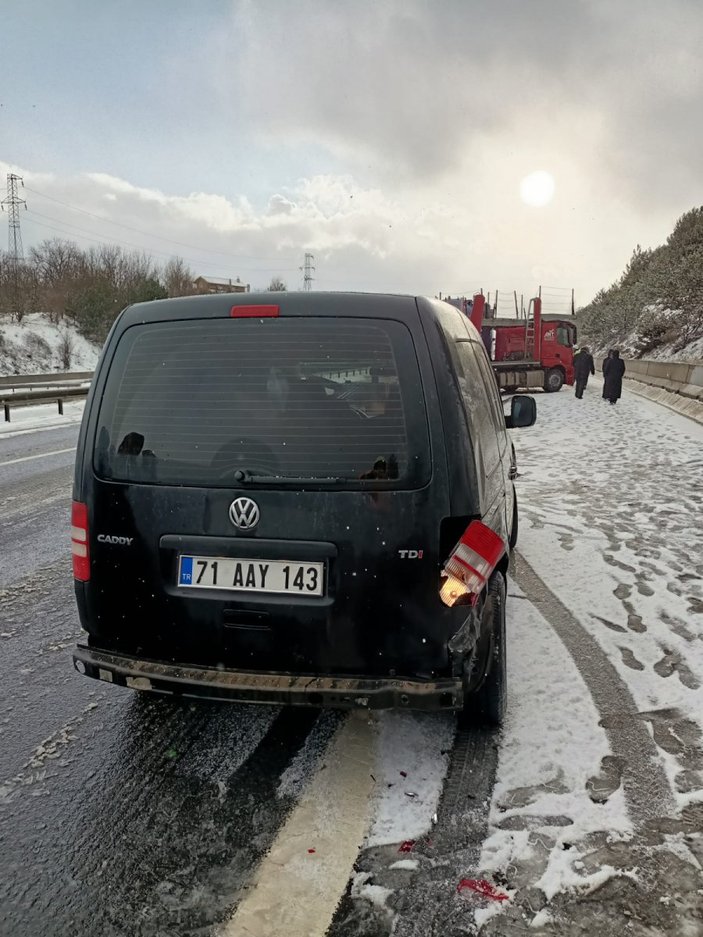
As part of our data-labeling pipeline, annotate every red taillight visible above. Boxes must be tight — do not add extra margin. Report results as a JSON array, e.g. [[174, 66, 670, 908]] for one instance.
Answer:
[[71, 501, 90, 581], [440, 521, 505, 607], [229, 305, 280, 318]]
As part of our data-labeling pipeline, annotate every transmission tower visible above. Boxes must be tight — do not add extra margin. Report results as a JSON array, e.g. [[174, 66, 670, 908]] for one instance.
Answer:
[[301, 252, 315, 291], [2, 174, 27, 261]]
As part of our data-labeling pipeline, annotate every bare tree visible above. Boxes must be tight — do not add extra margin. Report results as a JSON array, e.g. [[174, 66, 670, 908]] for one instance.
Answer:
[[268, 276, 287, 291], [162, 257, 196, 297], [57, 330, 75, 370], [29, 238, 83, 322]]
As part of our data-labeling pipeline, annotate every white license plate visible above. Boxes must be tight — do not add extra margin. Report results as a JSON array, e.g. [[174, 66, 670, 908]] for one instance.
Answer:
[[177, 555, 325, 596]]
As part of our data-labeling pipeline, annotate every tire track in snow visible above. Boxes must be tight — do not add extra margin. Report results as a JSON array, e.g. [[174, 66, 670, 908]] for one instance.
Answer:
[[513, 550, 675, 826]]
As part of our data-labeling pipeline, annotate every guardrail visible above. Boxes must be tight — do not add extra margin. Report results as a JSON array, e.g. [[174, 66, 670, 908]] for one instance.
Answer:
[[1, 376, 92, 423], [0, 370, 94, 391]]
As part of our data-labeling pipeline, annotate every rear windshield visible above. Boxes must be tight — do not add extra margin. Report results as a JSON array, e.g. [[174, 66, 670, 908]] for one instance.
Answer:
[[94, 316, 430, 487]]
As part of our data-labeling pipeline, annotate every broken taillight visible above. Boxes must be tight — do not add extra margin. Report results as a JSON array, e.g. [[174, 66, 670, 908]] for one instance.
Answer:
[[440, 521, 505, 607], [71, 501, 90, 581]]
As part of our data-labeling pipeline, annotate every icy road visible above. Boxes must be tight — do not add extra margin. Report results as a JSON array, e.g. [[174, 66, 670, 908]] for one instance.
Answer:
[[0, 386, 701, 937]]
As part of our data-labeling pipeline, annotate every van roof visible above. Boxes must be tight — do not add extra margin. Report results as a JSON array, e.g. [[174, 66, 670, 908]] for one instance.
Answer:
[[116, 291, 445, 328]]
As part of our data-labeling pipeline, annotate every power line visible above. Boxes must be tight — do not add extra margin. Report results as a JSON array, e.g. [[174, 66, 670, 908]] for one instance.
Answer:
[[24, 208, 300, 275], [23, 183, 294, 264]]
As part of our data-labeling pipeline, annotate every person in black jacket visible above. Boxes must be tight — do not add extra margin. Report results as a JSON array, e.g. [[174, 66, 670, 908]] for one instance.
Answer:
[[601, 350, 614, 398], [573, 345, 596, 399], [602, 349, 626, 404]]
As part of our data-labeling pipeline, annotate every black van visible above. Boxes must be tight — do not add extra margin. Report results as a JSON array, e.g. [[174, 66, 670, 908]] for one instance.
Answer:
[[71, 292, 535, 725]]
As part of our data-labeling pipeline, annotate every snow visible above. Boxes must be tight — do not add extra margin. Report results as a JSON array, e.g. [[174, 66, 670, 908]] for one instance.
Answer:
[[365, 711, 455, 847], [514, 384, 703, 807], [537, 857, 638, 902], [0, 313, 100, 375], [473, 381, 703, 923], [389, 859, 419, 871], [477, 586, 631, 907], [645, 335, 703, 363], [277, 711, 342, 799], [351, 872, 394, 910]]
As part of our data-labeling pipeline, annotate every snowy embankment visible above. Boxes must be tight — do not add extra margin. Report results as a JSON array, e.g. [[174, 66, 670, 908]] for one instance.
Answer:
[[0, 313, 100, 376], [645, 334, 703, 363]]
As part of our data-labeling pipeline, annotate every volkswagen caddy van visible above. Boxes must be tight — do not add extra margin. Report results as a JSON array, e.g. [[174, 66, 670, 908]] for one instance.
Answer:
[[71, 292, 535, 725]]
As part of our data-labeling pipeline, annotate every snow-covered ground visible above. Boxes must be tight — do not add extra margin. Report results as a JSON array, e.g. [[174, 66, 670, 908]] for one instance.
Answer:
[[0, 313, 100, 375]]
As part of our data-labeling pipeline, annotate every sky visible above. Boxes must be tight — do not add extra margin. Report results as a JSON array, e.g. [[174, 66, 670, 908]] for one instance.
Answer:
[[2, 0, 703, 310]]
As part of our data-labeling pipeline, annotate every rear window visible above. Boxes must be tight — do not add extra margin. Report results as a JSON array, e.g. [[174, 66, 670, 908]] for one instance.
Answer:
[[94, 316, 430, 487]]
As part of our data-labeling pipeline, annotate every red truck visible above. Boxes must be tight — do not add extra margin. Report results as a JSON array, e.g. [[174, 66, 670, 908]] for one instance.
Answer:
[[463, 294, 577, 393]]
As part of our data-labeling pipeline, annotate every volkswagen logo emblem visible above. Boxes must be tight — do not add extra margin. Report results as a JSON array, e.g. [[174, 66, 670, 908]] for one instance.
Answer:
[[229, 497, 260, 530]]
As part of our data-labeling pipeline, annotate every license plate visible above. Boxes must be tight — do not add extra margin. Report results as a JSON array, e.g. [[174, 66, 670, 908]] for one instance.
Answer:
[[177, 555, 325, 596]]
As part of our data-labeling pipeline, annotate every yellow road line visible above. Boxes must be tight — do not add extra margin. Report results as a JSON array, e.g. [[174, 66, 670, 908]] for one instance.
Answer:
[[222, 711, 377, 937]]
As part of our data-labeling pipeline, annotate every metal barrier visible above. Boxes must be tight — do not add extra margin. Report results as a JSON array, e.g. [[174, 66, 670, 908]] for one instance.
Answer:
[[1, 385, 90, 422], [0, 370, 94, 391]]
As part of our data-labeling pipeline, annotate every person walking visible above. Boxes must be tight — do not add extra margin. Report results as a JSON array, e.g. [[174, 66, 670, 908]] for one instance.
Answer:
[[573, 345, 595, 399], [601, 349, 614, 398], [602, 349, 626, 404]]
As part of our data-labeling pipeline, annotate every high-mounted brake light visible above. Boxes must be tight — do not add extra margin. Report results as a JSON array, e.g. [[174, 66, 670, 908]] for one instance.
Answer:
[[230, 305, 280, 318], [440, 521, 505, 607], [71, 501, 90, 581]]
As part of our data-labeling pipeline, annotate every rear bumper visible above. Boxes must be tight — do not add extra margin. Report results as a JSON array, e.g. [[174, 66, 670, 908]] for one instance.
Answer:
[[72, 645, 464, 711]]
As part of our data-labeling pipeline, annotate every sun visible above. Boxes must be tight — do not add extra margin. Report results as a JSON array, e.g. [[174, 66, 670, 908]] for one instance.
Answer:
[[519, 170, 555, 207]]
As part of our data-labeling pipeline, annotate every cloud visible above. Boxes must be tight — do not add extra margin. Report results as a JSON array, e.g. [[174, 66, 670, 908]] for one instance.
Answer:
[[209, 0, 703, 207], [267, 194, 295, 215], [2, 154, 656, 305], [5, 1, 703, 304]]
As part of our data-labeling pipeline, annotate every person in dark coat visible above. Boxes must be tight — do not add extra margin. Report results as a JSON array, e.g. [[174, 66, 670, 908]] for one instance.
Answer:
[[601, 349, 614, 398], [573, 345, 595, 399], [602, 349, 626, 404]]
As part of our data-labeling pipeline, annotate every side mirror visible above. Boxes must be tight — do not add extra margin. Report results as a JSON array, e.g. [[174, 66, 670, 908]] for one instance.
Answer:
[[506, 394, 536, 429]]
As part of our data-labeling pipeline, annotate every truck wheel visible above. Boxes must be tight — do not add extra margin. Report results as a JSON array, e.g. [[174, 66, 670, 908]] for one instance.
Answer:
[[461, 571, 507, 727], [544, 368, 564, 392], [509, 491, 518, 550]]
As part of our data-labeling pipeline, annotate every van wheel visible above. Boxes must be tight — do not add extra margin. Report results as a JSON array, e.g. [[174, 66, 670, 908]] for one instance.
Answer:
[[461, 571, 507, 728], [509, 491, 518, 550], [544, 368, 564, 392]]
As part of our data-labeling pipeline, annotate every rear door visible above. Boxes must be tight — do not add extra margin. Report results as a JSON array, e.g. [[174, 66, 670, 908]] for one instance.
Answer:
[[80, 303, 454, 678]]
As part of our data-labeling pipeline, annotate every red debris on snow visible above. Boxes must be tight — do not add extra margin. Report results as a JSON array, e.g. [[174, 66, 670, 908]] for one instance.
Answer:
[[308, 848, 316, 854], [457, 879, 509, 902], [398, 840, 416, 853]]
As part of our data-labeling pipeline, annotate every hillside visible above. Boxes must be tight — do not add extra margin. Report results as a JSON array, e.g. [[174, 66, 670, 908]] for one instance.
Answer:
[[578, 206, 703, 359], [0, 313, 101, 375]]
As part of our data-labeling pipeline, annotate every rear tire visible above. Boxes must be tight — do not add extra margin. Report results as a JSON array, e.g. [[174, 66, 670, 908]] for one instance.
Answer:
[[544, 368, 564, 392], [461, 571, 507, 727]]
